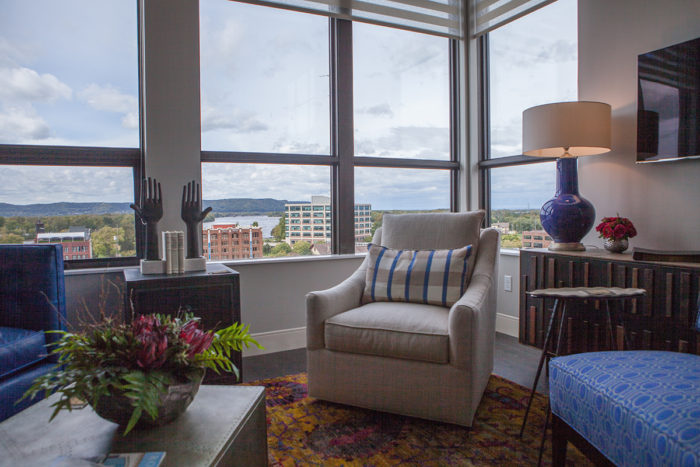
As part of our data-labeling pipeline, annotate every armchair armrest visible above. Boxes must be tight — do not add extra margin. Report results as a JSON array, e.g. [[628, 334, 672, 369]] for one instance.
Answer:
[[448, 228, 499, 369], [306, 262, 367, 350]]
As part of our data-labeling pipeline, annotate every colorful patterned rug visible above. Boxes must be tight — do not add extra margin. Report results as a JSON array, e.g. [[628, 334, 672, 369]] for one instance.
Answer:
[[244, 373, 591, 466]]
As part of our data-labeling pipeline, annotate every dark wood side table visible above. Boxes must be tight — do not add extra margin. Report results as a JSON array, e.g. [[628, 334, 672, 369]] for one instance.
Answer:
[[520, 248, 700, 355], [123, 263, 241, 383]]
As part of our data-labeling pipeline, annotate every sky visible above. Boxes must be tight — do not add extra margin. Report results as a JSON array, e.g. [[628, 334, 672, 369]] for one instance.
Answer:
[[0, 0, 577, 211]]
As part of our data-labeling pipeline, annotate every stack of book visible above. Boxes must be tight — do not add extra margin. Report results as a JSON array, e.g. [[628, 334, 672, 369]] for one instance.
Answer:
[[162, 231, 185, 274]]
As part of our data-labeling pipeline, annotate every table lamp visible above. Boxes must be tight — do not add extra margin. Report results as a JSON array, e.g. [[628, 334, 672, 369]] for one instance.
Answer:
[[522, 101, 611, 251]]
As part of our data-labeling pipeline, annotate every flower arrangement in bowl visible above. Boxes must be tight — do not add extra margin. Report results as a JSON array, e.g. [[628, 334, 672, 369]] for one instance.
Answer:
[[595, 216, 637, 253], [22, 313, 261, 434]]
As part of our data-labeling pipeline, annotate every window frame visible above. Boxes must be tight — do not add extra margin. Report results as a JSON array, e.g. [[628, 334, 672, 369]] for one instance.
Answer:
[[0, 1, 143, 269], [476, 34, 557, 226], [200, 16, 460, 256]]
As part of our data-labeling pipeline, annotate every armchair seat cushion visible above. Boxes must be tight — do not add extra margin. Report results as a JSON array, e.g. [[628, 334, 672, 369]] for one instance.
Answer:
[[0, 327, 47, 379], [324, 302, 449, 363]]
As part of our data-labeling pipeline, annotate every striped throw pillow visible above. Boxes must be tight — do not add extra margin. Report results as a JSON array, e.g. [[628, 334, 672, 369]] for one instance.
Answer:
[[362, 243, 473, 307]]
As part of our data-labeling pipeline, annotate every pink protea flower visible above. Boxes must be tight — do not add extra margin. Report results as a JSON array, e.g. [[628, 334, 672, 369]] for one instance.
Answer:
[[133, 315, 168, 369], [180, 320, 215, 358]]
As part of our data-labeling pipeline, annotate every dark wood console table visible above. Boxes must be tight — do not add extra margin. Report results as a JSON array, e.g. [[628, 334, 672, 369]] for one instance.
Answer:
[[519, 248, 700, 355], [124, 263, 241, 383]]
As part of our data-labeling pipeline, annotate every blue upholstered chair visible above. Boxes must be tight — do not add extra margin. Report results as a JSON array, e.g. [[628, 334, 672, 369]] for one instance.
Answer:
[[0, 244, 66, 421]]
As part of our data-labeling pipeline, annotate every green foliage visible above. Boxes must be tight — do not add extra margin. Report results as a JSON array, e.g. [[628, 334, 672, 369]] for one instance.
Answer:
[[291, 241, 312, 256], [501, 233, 522, 249], [0, 213, 136, 257], [0, 233, 24, 243], [269, 242, 292, 257], [262, 243, 272, 255], [271, 216, 286, 242], [491, 209, 542, 232], [22, 314, 262, 435]]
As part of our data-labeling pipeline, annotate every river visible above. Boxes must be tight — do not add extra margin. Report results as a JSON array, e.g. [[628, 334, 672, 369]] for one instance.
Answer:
[[203, 215, 281, 239]]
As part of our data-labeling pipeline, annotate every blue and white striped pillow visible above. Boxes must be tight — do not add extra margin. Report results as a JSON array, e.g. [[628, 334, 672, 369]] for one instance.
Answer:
[[362, 243, 473, 307]]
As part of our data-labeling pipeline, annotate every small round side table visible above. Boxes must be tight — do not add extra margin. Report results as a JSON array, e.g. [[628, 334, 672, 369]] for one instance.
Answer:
[[519, 286, 646, 439]]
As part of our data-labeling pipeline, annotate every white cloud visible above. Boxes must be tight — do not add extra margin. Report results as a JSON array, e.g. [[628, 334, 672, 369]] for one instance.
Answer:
[[78, 83, 137, 114], [0, 106, 51, 142], [0, 165, 134, 204], [0, 66, 72, 102], [201, 105, 268, 133], [356, 126, 449, 159], [121, 112, 139, 130], [357, 103, 393, 117]]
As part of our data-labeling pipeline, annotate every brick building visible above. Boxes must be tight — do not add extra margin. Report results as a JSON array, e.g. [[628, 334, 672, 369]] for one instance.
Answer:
[[36, 229, 92, 261], [202, 224, 263, 260], [521, 230, 552, 249]]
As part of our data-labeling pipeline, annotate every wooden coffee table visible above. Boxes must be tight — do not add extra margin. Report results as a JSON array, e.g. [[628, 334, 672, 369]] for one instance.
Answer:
[[0, 385, 267, 467]]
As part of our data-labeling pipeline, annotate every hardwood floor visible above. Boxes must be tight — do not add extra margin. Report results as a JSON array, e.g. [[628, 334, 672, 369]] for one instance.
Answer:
[[242, 332, 548, 394]]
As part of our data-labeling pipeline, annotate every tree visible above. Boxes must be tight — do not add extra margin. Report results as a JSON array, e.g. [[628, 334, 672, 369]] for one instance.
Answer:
[[501, 233, 522, 249], [252, 221, 259, 227], [270, 242, 291, 257], [271, 216, 286, 242], [0, 233, 24, 243], [91, 227, 121, 258], [292, 241, 312, 256], [262, 243, 272, 255]]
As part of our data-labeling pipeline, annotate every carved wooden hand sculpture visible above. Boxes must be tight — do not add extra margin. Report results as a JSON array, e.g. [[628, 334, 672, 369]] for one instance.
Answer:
[[130, 177, 163, 261], [181, 180, 212, 259]]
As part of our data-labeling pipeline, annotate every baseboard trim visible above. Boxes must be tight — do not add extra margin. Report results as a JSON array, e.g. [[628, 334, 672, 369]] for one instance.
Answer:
[[244, 326, 306, 357], [496, 313, 519, 338]]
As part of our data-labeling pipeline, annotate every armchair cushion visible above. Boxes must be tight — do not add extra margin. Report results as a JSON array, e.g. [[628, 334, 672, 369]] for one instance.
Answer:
[[381, 210, 485, 283], [0, 327, 47, 379], [325, 302, 449, 363], [362, 244, 472, 307]]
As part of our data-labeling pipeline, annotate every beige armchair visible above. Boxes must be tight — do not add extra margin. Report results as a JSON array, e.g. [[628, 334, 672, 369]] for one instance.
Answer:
[[306, 211, 499, 427]]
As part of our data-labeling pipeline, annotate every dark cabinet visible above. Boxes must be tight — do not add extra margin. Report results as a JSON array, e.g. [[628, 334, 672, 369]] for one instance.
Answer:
[[124, 263, 241, 383], [520, 249, 700, 355]]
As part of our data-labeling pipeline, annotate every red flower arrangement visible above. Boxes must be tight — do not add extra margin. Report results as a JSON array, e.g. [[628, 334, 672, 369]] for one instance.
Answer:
[[23, 313, 260, 434], [595, 216, 637, 241]]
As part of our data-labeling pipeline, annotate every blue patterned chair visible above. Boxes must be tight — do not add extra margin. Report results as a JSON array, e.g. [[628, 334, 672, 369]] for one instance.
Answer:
[[0, 244, 66, 421], [549, 351, 700, 466]]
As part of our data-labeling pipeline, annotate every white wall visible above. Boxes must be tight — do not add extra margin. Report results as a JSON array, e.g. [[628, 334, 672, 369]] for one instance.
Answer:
[[64, 256, 364, 355], [141, 0, 202, 235], [231, 256, 363, 354], [578, 0, 700, 250]]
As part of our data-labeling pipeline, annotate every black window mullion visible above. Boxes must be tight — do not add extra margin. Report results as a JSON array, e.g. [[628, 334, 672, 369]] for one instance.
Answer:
[[449, 38, 460, 212], [330, 18, 355, 255], [478, 35, 491, 224]]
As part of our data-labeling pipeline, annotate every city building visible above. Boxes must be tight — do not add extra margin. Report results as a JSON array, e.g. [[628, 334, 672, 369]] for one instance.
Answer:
[[285, 196, 372, 246], [521, 230, 552, 249], [35, 225, 92, 261], [492, 222, 511, 234], [202, 224, 263, 261]]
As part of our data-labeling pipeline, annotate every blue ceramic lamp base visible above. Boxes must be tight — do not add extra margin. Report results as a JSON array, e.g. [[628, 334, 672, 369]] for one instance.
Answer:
[[540, 158, 595, 251]]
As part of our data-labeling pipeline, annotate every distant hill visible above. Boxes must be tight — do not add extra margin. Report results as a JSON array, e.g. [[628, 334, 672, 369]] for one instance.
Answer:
[[0, 198, 297, 218], [0, 202, 133, 217]]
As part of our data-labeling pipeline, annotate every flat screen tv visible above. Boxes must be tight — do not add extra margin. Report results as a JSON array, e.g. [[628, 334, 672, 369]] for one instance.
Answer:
[[637, 36, 700, 163]]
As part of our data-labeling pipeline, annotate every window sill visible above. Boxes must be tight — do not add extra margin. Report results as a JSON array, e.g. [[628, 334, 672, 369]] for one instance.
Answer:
[[499, 248, 520, 257], [64, 254, 365, 275]]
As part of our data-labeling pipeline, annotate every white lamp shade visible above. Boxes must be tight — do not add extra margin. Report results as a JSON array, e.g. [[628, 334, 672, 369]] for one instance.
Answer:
[[522, 101, 612, 157]]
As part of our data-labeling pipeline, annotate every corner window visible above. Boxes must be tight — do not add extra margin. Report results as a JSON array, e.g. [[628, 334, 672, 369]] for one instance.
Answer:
[[480, 0, 578, 249]]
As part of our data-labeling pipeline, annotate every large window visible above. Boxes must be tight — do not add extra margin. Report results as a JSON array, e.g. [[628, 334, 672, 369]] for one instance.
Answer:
[[479, 0, 578, 249], [0, 0, 140, 266], [199, 0, 458, 260]]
